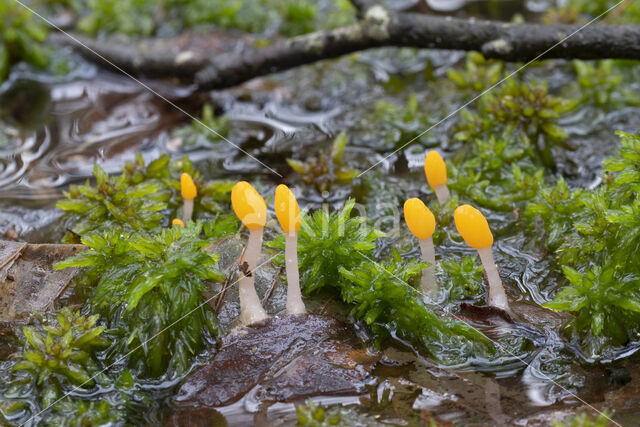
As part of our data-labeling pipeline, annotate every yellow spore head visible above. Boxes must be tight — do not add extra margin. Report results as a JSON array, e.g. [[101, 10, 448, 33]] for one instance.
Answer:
[[172, 218, 185, 228], [231, 181, 267, 230], [454, 204, 493, 249], [403, 198, 436, 240], [180, 173, 197, 199], [274, 184, 301, 233], [424, 151, 447, 190]]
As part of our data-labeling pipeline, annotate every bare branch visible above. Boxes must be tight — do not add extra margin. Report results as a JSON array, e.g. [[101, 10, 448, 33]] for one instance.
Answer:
[[51, 7, 640, 91]]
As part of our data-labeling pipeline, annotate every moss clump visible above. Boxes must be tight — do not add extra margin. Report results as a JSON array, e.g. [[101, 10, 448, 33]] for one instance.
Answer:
[[447, 52, 503, 93], [55, 221, 227, 376], [527, 131, 640, 355], [57, 154, 234, 243], [296, 399, 342, 426], [0, 1, 49, 82], [439, 256, 485, 304], [7, 308, 109, 408], [287, 131, 361, 193]]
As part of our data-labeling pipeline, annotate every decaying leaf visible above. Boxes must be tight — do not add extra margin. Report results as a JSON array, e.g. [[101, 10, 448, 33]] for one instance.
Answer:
[[0, 240, 85, 323], [174, 314, 379, 408]]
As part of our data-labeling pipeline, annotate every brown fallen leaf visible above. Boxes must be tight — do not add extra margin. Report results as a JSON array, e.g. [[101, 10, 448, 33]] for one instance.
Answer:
[[174, 314, 379, 408], [0, 240, 86, 323]]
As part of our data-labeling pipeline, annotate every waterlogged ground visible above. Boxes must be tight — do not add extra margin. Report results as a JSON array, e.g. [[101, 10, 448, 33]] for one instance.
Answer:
[[2, 1, 640, 426]]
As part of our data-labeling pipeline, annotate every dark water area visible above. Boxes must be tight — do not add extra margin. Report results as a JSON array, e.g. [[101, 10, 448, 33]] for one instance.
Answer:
[[2, 0, 640, 425]]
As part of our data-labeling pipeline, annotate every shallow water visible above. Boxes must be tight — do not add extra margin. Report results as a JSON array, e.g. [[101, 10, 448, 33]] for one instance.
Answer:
[[2, 1, 640, 425]]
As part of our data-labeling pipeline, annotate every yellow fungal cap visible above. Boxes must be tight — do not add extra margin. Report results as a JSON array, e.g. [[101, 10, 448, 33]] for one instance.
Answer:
[[454, 204, 493, 249], [180, 173, 197, 199], [424, 151, 447, 190], [172, 218, 185, 228], [231, 181, 267, 230], [404, 198, 436, 240], [274, 184, 301, 233]]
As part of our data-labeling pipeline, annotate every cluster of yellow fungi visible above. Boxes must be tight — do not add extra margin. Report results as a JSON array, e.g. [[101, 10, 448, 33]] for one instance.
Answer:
[[173, 173, 305, 324], [406, 151, 511, 312], [231, 181, 306, 324], [176, 150, 509, 325]]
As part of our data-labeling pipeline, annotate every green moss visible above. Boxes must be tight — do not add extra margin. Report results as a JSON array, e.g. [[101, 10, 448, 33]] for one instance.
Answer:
[[439, 256, 485, 303], [572, 60, 623, 107], [338, 252, 493, 360], [77, 0, 157, 37], [57, 154, 234, 243], [75, 0, 355, 38], [552, 410, 613, 427], [476, 79, 578, 169], [287, 131, 361, 192], [269, 199, 382, 292], [448, 134, 545, 211], [529, 131, 640, 354], [373, 93, 429, 146], [523, 177, 584, 249], [55, 221, 227, 377], [172, 104, 230, 147], [0, 1, 50, 82], [296, 399, 342, 426], [43, 399, 123, 427], [544, 264, 640, 350], [8, 308, 110, 408], [447, 52, 503, 93]]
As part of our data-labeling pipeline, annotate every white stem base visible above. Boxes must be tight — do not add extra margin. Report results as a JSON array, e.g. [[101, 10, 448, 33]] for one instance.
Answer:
[[239, 228, 269, 325], [434, 184, 450, 205], [285, 232, 306, 315], [419, 236, 438, 299], [183, 199, 194, 223], [477, 246, 511, 312]]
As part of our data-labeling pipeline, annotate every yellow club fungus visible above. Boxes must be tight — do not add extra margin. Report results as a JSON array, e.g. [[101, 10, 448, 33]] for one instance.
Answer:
[[274, 184, 306, 315], [180, 172, 197, 222], [172, 218, 185, 228], [231, 181, 269, 324], [404, 198, 438, 297], [454, 204, 510, 312], [424, 151, 450, 204]]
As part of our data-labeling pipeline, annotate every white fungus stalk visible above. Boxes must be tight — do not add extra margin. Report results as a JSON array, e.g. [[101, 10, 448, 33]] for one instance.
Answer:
[[275, 184, 306, 315], [231, 181, 270, 325], [239, 227, 269, 324], [418, 236, 437, 297], [182, 199, 194, 223], [434, 184, 450, 205], [476, 247, 510, 312], [454, 204, 512, 313], [285, 231, 305, 314]]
